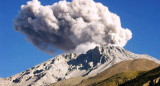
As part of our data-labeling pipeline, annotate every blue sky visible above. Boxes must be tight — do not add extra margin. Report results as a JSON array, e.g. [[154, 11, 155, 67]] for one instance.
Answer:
[[0, 0, 160, 78]]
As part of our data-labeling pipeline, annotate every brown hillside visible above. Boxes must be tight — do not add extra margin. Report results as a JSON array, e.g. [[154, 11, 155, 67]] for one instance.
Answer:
[[49, 77, 88, 86], [50, 58, 159, 86], [78, 58, 160, 86], [119, 66, 160, 86]]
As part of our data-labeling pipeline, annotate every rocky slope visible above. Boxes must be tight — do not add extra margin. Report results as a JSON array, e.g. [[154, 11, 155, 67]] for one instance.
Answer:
[[0, 78, 12, 86], [51, 58, 160, 86], [88, 65, 160, 86], [1, 46, 160, 86]]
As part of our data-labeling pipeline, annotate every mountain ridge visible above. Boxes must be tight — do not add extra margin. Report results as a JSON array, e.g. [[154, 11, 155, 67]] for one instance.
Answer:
[[1, 46, 160, 86], [51, 58, 160, 86]]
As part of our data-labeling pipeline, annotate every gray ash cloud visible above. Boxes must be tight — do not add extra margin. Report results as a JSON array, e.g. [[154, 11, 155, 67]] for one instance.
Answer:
[[14, 0, 132, 54]]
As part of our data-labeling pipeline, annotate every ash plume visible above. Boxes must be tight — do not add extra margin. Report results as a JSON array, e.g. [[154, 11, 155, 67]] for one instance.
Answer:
[[14, 0, 132, 54]]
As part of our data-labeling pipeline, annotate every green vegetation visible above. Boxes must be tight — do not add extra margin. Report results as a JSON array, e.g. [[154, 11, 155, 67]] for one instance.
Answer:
[[50, 59, 160, 86], [78, 58, 159, 86], [93, 71, 144, 86], [120, 66, 160, 86], [93, 66, 160, 86]]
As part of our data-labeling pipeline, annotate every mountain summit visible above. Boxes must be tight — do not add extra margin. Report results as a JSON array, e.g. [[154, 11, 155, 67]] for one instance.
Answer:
[[1, 46, 160, 86]]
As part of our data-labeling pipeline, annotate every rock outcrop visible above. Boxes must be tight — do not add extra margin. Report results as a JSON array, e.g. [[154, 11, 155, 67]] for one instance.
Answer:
[[1, 46, 160, 86]]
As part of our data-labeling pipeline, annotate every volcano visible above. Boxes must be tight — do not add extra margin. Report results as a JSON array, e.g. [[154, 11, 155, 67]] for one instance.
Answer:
[[1, 46, 160, 86]]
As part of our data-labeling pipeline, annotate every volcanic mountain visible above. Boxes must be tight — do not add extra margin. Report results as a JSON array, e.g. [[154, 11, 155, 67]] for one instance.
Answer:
[[1, 46, 160, 86], [52, 58, 159, 86]]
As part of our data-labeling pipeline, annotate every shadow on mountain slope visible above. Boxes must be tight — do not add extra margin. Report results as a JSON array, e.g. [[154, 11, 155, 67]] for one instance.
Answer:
[[50, 58, 159, 86]]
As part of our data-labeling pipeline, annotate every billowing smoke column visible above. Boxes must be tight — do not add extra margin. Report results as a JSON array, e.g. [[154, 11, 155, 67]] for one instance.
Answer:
[[14, 0, 132, 54]]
